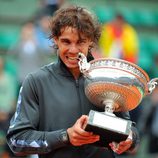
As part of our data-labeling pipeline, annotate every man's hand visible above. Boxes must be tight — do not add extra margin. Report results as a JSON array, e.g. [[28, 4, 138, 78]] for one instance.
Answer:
[[109, 138, 133, 154], [67, 115, 100, 146]]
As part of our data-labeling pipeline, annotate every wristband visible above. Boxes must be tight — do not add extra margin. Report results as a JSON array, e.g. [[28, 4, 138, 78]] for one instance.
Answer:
[[60, 130, 70, 144]]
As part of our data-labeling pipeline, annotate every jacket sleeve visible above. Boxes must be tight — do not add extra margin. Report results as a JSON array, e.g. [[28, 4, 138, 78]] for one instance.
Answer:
[[6, 74, 69, 156]]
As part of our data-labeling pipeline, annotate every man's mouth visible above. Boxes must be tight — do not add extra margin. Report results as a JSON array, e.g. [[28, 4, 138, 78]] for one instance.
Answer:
[[66, 56, 79, 61]]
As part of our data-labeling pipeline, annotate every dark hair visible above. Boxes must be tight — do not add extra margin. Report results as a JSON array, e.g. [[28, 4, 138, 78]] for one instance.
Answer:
[[50, 5, 101, 48]]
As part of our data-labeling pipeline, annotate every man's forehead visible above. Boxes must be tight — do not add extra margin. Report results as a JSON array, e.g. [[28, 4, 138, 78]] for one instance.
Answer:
[[60, 27, 88, 39]]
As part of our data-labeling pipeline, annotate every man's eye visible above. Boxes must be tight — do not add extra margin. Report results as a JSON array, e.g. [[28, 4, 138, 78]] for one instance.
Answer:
[[78, 40, 86, 44], [61, 40, 70, 44], [64, 41, 69, 44]]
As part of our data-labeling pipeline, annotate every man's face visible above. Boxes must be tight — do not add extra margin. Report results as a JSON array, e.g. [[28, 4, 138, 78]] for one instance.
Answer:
[[54, 27, 92, 70]]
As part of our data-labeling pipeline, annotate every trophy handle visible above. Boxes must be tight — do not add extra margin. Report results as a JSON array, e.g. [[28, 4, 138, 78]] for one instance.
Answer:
[[78, 52, 90, 75], [147, 78, 158, 93]]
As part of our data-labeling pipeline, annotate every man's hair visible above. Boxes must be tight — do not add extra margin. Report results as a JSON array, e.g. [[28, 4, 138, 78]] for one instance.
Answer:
[[50, 5, 101, 47]]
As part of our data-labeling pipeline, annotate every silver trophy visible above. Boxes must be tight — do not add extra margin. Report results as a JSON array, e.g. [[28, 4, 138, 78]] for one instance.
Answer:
[[78, 53, 158, 146]]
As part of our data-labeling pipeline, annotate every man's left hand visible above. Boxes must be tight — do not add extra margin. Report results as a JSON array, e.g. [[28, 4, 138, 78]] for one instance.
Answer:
[[109, 138, 132, 154]]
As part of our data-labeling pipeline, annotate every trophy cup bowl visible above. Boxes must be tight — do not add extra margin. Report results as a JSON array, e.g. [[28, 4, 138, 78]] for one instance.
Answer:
[[78, 53, 158, 147]]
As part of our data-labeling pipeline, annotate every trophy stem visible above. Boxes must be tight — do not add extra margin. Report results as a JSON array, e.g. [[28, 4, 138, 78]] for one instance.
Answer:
[[102, 100, 116, 116]]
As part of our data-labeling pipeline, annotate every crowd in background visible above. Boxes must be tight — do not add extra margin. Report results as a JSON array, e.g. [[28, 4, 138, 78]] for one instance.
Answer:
[[0, 0, 158, 158]]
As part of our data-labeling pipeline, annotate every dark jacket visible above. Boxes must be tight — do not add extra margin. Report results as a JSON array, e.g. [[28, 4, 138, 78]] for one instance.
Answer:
[[6, 59, 139, 158]]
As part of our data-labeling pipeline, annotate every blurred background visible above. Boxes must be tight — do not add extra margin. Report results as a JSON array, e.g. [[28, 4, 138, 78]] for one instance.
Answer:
[[0, 0, 158, 158]]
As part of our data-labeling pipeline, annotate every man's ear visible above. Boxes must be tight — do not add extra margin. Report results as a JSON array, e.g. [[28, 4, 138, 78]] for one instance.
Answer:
[[53, 37, 58, 45], [89, 41, 94, 48], [53, 37, 59, 49]]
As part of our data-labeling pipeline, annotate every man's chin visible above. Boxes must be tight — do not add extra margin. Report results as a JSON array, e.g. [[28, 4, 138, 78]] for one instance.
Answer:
[[67, 63, 79, 69], [66, 61, 78, 67]]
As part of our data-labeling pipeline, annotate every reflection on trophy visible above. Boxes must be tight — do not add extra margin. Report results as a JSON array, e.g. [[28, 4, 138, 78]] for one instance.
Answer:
[[78, 52, 158, 147]]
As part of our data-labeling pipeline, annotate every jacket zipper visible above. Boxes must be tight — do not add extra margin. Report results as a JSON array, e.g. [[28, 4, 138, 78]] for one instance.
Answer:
[[75, 78, 83, 115], [75, 79, 79, 88]]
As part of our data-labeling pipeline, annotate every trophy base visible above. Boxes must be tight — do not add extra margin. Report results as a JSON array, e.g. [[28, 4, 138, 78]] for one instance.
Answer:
[[85, 110, 132, 147]]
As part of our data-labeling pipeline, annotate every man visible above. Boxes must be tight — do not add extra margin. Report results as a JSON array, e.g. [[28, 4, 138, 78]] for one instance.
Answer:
[[7, 6, 139, 158]]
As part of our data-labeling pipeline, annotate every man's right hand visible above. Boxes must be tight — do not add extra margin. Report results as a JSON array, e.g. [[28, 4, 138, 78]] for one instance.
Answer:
[[67, 115, 100, 146]]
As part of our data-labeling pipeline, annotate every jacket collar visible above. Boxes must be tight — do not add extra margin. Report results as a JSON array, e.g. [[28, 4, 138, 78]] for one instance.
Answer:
[[48, 52, 94, 77], [53, 58, 77, 77]]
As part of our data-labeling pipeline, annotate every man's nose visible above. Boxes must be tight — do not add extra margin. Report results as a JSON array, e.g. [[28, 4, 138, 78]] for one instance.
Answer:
[[69, 44, 80, 53]]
